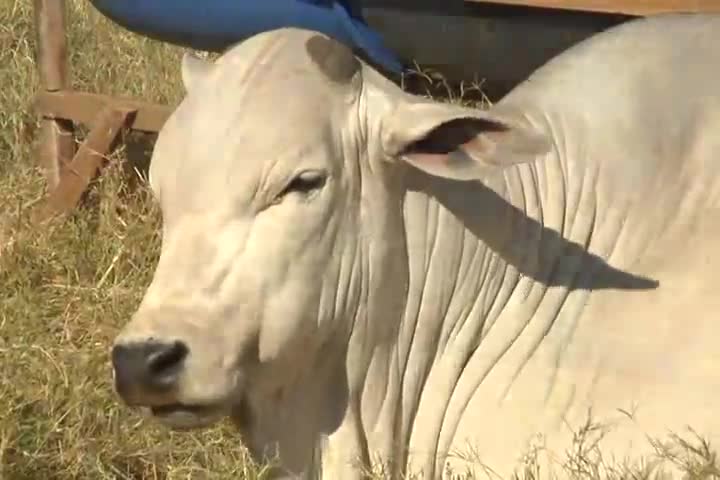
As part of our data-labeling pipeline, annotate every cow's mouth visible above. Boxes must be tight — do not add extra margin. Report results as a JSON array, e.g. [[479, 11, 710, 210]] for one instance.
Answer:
[[143, 402, 227, 430], [150, 403, 215, 416]]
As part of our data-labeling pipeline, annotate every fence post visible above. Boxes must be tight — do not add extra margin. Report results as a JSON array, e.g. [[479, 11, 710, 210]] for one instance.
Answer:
[[34, 0, 75, 190]]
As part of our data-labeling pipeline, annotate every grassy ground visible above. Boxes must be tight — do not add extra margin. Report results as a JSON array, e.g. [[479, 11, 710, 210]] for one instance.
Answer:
[[0, 0, 719, 479]]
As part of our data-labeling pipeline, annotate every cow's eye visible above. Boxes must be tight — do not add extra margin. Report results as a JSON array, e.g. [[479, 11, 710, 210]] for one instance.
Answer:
[[277, 169, 328, 200]]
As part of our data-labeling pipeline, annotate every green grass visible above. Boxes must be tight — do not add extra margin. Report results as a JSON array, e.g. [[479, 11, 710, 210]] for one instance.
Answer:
[[0, 0, 718, 478]]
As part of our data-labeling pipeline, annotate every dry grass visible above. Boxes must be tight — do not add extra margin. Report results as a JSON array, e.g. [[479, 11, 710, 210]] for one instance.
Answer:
[[0, 0, 261, 478], [0, 0, 718, 479]]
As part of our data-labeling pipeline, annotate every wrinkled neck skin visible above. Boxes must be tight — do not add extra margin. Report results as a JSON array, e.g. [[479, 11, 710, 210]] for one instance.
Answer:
[[388, 149, 573, 479], [356, 141, 575, 479], [319, 152, 578, 480]]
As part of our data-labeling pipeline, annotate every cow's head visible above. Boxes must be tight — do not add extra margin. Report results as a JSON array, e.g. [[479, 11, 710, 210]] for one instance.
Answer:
[[110, 28, 548, 472]]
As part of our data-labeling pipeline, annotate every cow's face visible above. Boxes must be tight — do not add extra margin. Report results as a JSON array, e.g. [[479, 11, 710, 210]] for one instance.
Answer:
[[110, 31, 375, 432], [110, 27, 546, 458]]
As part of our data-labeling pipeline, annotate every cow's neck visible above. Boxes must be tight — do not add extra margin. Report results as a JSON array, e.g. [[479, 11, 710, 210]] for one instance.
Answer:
[[353, 148, 604, 476]]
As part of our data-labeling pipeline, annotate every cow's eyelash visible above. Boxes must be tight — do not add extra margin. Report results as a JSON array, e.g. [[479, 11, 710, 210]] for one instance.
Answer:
[[273, 169, 328, 202]]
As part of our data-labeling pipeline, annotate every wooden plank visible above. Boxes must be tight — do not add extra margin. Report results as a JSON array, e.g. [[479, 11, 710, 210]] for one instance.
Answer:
[[34, 90, 174, 133], [35, 119, 75, 189], [33, 107, 135, 222], [463, 0, 720, 15], [34, 0, 76, 190], [34, 0, 68, 90]]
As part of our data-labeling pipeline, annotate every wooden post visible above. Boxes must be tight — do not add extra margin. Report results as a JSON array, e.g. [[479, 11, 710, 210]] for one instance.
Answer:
[[34, 0, 75, 190]]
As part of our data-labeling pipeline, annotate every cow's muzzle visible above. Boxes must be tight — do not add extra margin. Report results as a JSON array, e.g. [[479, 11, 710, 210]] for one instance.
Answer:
[[111, 338, 237, 430]]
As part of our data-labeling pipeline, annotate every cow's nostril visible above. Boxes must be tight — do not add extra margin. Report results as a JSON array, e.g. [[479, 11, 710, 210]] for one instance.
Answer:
[[112, 340, 189, 400], [147, 340, 189, 376]]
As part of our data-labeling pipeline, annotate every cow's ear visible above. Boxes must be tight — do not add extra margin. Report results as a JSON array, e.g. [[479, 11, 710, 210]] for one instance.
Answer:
[[181, 52, 214, 93], [382, 101, 551, 181]]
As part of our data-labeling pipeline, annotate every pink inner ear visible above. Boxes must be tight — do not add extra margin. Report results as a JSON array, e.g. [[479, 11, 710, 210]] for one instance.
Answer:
[[402, 117, 504, 157]]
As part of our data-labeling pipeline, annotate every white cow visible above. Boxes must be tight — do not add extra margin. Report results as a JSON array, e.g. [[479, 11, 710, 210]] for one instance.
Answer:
[[111, 13, 720, 479]]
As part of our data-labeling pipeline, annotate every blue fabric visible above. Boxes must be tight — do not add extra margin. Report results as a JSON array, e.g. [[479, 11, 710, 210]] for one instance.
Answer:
[[89, 0, 404, 74]]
